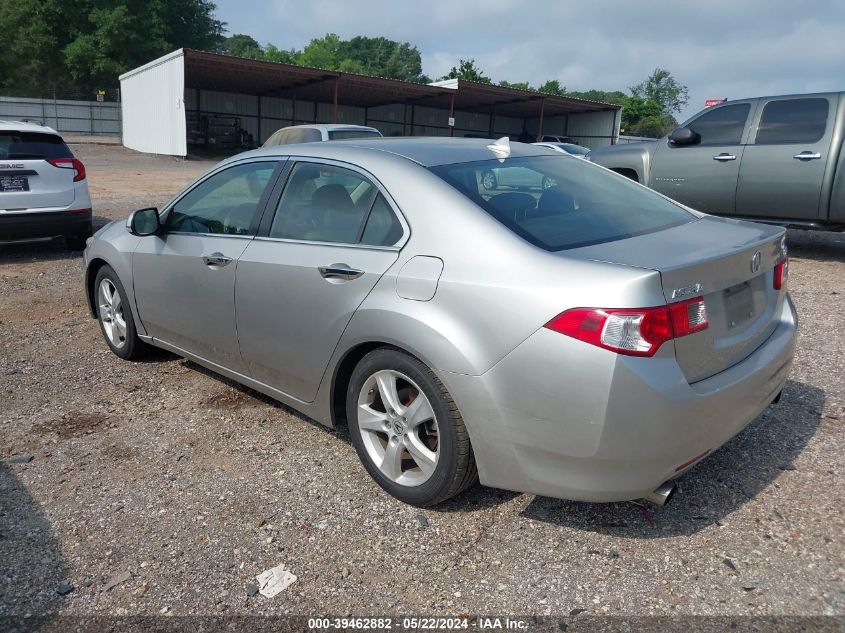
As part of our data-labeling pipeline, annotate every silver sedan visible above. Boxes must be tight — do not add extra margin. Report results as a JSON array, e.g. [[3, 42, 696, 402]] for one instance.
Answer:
[[83, 138, 796, 507]]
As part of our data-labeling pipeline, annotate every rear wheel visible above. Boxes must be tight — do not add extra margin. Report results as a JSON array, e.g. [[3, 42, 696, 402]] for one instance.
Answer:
[[94, 265, 147, 360], [347, 348, 477, 506]]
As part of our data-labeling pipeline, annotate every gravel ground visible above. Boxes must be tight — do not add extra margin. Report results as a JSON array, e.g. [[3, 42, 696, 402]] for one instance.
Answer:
[[0, 144, 843, 623]]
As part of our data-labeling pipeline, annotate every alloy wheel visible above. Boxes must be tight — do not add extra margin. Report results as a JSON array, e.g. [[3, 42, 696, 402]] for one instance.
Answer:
[[357, 369, 439, 486], [98, 278, 127, 349]]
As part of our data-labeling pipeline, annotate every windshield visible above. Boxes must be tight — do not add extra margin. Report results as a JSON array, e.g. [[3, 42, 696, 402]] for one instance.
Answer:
[[430, 156, 694, 251], [0, 131, 71, 160], [328, 129, 382, 140]]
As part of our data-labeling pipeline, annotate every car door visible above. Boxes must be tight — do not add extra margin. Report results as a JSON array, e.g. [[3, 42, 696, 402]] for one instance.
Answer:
[[133, 159, 282, 373], [649, 101, 755, 215], [235, 160, 407, 402], [735, 95, 838, 221]]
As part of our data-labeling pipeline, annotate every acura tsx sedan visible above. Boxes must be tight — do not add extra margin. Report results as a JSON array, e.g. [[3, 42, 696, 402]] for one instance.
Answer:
[[83, 137, 796, 507]]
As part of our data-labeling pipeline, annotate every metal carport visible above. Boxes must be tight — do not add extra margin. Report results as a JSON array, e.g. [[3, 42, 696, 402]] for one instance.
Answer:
[[119, 49, 621, 157]]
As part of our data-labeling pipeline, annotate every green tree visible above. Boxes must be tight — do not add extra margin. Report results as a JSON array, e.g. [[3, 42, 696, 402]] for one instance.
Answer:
[[566, 89, 627, 105], [537, 79, 565, 95], [221, 34, 264, 59], [297, 33, 343, 70], [0, 0, 224, 95], [263, 44, 298, 65], [630, 67, 689, 115], [499, 80, 532, 90], [439, 59, 491, 84], [619, 95, 676, 136]]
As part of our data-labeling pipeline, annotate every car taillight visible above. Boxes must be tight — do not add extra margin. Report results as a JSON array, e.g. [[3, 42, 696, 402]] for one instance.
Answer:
[[48, 157, 86, 182], [773, 257, 788, 290], [545, 296, 708, 357]]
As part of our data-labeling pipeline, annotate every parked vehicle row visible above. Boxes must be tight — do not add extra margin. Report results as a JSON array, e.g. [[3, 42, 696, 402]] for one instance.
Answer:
[[589, 91, 845, 232], [83, 138, 795, 507]]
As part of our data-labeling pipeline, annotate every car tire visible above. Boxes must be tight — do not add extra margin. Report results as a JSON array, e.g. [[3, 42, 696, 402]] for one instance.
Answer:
[[347, 348, 477, 506], [481, 170, 497, 191], [93, 264, 147, 360]]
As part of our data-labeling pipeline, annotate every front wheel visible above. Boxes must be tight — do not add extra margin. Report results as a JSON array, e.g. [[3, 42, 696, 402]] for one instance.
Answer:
[[94, 264, 147, 360], [347, 348, 477, 506]]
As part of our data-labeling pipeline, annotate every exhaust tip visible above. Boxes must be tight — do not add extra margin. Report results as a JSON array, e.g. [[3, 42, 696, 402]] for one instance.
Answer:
[[645, 482, 677, 506]]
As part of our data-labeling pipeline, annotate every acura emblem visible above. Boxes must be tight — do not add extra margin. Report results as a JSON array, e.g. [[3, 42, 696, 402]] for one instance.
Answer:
[[750, 251, 762, 274]]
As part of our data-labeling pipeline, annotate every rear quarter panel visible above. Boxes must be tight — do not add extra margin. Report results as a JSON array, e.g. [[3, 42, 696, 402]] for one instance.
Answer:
[[330, 160, 667, 377]]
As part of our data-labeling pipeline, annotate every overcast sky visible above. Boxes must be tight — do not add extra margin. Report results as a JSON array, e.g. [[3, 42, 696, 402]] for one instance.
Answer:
[[214, 0, 845, 122]]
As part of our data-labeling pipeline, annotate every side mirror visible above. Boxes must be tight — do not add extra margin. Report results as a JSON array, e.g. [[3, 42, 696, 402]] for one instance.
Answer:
[[668, 127, 700, 146], [127, 207, 160, 236]]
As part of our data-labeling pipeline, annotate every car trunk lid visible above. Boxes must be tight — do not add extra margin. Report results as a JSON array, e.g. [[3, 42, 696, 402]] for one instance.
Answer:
[[565, 216, 788, 382], [0, 158, 76, 210]]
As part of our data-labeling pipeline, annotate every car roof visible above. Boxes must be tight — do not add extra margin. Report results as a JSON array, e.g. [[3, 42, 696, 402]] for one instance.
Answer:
[[0, 119, 60, 135], [239, 137, 555, 168]]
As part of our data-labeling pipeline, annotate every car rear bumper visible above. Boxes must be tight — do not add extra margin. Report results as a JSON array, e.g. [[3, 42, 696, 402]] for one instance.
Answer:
[[438, 294, 798, 502], [0, 208, 92, 241]]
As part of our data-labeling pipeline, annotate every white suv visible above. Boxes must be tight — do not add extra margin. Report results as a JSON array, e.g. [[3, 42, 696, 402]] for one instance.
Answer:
[[0, 121, 92, 249], [263, 124, 382, 146]]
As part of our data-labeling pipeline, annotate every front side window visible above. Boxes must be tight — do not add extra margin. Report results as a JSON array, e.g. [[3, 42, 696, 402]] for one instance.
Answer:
[[269, 162, 402, 246], [431, 156, 694, 251], [686, 103, 750, 145], [755, 98, 829, 144], [166, 161, 277, 235]]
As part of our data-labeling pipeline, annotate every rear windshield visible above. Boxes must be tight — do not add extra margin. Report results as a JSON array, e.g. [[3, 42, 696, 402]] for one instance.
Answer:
[[328, 129, 382, 140], [430, 156, 694, 251], [0, 131, 71, 160]]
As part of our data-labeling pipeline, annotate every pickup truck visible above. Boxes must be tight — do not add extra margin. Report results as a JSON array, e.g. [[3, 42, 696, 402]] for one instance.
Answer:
[[589, 92, 845, 231]]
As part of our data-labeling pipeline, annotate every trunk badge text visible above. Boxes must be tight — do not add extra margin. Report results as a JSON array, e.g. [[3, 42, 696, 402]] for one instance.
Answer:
[[750, 251, 762, 274], [670, 283, 703, 300]]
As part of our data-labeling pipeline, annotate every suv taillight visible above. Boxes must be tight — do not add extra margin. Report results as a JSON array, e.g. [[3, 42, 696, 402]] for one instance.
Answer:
[[48, 157, 86, 182], [545, 297, 708, 357], [773, 257, 788, 290]]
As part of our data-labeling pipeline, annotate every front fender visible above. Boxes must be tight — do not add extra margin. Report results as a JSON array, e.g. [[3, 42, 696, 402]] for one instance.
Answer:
[[83, 221, 144, 334]]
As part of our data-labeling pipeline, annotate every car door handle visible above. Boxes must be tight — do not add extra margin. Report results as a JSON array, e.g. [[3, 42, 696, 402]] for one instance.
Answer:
[[318, 263, 364, 281], [793, 151, 821, 160], [202, 252, 233, 267], [712, 153, 737, 161]]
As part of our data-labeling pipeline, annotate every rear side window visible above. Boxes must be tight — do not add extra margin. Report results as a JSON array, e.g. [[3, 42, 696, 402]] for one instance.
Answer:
[[270, 162, 402, 246], [431, 156, 694, 251], [284, 128, 322, 143], [755, 98, 829, 144], [687, 103, 750, 145], [0, 132, 71, 159], [328, 129, 382, 140]]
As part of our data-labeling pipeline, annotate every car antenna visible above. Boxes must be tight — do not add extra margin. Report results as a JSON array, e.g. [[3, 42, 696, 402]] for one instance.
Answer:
[[486, 136, 511, 162]]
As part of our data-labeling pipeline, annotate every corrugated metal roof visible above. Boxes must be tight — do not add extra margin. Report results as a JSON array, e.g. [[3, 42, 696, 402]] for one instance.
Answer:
[[179, 49, 619, 118]]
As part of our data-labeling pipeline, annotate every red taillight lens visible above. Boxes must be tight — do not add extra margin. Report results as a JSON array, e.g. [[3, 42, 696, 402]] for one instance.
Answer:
[[545, 297, 708, 357], [773, 257, 788, 290], [48, 157, 86, 182]]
